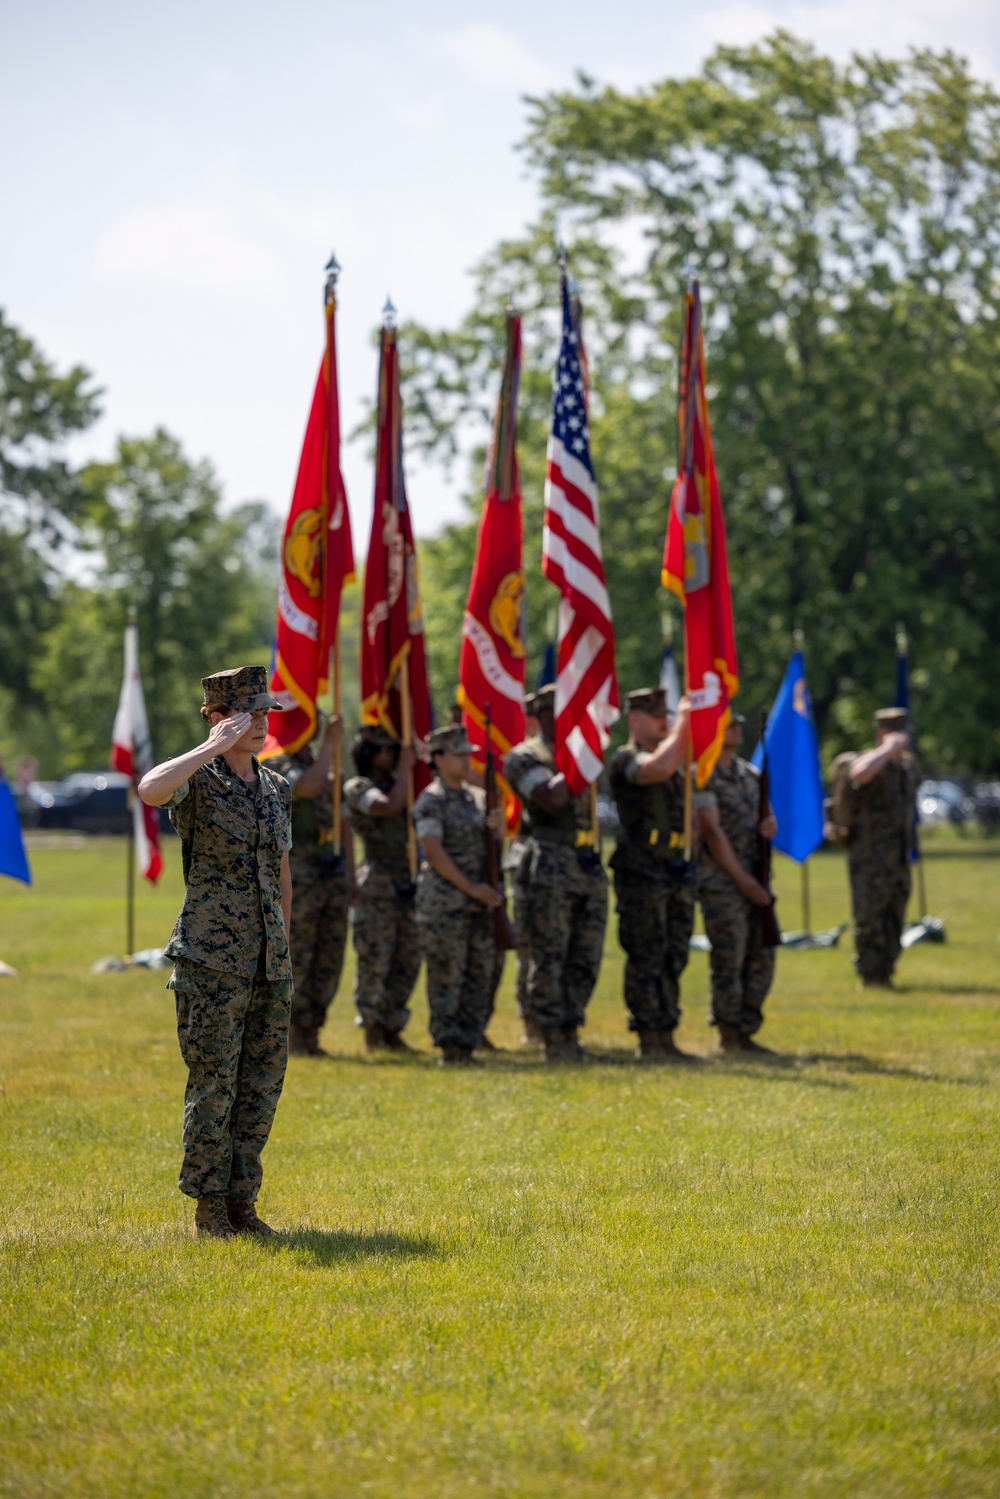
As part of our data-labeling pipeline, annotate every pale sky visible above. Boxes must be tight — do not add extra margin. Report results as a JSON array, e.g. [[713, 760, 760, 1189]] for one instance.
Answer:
[[3, 0, 998, 540]]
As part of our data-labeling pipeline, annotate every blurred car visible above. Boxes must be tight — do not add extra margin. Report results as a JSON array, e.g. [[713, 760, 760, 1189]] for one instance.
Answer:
[[917, 779, 974, 828], [972, 781, 1000, 835], [31, 772, 134, 833]]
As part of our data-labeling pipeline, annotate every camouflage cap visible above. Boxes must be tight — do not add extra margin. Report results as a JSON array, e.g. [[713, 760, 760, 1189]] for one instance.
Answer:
[[523, 690, 540, 717], [626, 686, 668, 714], [874, 708, 909, 730], [729, 709, 746, 725], [355, 723, 398, 748], [534, 685, 556, 714], [201, 665, 283, 713], [428, 724, 477, 756]]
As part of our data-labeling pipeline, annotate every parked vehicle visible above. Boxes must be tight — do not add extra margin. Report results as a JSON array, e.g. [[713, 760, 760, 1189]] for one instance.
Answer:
[[917, 779, 974, 828]]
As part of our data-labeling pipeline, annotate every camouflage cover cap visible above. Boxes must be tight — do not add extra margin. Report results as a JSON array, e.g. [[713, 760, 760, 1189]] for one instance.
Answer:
[[355, 724, 398, 748], [874, 708, 909, 730], [626, 686, 668, 714], [534, 685, 556, 714], [729, 709, 746, 725], [428, 724, 477, 756], [523, 690, 540, 717], [201, 665, 283, 713]]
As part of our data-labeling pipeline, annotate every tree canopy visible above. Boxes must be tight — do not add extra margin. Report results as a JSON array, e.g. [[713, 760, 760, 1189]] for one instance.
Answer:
[[403, 34, 1000, 773]]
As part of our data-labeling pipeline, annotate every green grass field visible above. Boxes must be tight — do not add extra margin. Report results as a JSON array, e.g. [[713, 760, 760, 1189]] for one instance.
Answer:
[[1, 833, 999, 1498]]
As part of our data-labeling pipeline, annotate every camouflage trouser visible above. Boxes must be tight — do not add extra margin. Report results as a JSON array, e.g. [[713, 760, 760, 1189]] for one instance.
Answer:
[[518, 845, 608, 1029], [698, 881, 775, 1034], [418, 888, 495, 1049], [288, 859, 350, 1030], [352, 895, 420, 1033], [168, 957, 291, 1202], [849, 852, 911, 981], [615, 872, 694, 1033]]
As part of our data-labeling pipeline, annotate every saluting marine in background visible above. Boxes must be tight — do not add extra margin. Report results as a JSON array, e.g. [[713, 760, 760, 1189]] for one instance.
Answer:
[[694, 711, 779, 1055], [139, 665, 292, 1239], [827, 707, 918, 988], [344, 725, 420, 1052], [265, 713, 355, 1058], [608, 687, 697, 1062], [504, 685, 607, 1062], [413, 724, 504, 1065]]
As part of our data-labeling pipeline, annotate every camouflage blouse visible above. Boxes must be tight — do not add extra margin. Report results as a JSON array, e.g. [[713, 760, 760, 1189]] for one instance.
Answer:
[[344, 773, 410, 898], [165, 756, 292, 980], [694, 755, 761, 888], [266, 748, 349, 863], [413, 778, 487, 913]]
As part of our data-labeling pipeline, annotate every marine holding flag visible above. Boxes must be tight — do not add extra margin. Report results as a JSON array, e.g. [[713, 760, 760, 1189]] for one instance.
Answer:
[[504, 260, 614, 1063], [662, 279, 738, 788]]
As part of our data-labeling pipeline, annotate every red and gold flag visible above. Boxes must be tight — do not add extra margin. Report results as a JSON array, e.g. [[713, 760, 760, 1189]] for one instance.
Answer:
[[459, 311, 525, 826], [265, 266, 355, 755], [360, 317, 433, 792], [662, 279, 738, 786]]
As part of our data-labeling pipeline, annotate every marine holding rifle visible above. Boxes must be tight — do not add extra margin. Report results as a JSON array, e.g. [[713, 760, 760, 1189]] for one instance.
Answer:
[[413, 724, 504, 1066], [608, 686, 697, 1063], [694, 711, 779, 1056], [503, 685, 608, 1063]]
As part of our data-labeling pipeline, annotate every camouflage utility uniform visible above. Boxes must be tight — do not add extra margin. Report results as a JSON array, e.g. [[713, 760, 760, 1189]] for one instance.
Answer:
[[608, 743, 693, 1034], [504, 735, 607, 1033], [165, 756, 292, 1203], [413, 778, 494, 1051], [344, 772, 420, 1034], [695, 757, 774, 1036], [266, 748, 350, 1037], [831, 751, 918, 983]]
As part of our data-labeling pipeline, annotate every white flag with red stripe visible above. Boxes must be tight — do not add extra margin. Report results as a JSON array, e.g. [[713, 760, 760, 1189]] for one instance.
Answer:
[[111, 620, 162, 883], [542, 268, 619, 791]]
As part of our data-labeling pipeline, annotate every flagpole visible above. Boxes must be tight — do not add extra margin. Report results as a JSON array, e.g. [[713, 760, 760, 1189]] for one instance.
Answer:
[[682, 648, 693, 862], [331, 636, 342, 858], [793, 627, 811, 934], [399, 656, 418, 882], [125, 787, 135, 959], [326, 249, 344, 862]]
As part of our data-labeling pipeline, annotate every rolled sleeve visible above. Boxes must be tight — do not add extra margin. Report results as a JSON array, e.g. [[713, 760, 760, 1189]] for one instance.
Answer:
[[515, 764, 551, 798], [414, 815, 444, 841]]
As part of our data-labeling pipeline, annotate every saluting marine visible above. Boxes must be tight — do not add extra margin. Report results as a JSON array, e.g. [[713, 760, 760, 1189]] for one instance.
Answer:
[[827, 707, 918, 988], [413, 724, 504, 1065], [265, 713, 355, 1058], [503, 685, 607, 1062], [139, 665, 292, 1239], [344, 725, 420, 1052], [608, 687, 697, 1062], [694, 711, 779, 1055]]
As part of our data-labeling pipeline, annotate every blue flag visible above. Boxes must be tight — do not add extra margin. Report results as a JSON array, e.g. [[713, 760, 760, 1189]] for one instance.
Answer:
[[537, 640, 556, 688], [0, 780, 31, 884], [751, 649, 824, 864]]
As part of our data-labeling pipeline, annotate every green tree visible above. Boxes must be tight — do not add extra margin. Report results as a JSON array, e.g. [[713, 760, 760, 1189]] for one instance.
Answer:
[[32, 430, 279, 771], [404, 36, 1000, 772]]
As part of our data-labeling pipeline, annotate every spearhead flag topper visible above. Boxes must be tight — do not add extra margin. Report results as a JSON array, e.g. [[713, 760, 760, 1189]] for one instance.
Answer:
[[360, 312, 433, 792], [662, 279, 738, 786], [111, 617, 162, 883], [751, 648, 825, 863], [265, 262, 355, 756], [459, 310, 525, 827], [542, 260, 619, 791]]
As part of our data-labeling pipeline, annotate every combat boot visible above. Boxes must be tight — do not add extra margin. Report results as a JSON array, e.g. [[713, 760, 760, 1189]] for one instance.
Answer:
[[717, 1024, 744, 1055], [382, 1029, 416, 1054], [194, 1194, 237, 1239], [658, 1029, 701, 1064], [738, 1034, 777, 1057], [541, 1026, 569, 1062], [520, 1018, 544, 1047], [637, 1030, 667, 1062], [561, 1025, 591, 1063], [438, 1045, 481, 1066], [363, 1021, 387, 1054], [226, 1201, 277, 1237]]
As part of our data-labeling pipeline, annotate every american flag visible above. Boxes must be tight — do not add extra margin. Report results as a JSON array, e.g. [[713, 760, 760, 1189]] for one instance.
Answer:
[[542, 267, 619, 792]]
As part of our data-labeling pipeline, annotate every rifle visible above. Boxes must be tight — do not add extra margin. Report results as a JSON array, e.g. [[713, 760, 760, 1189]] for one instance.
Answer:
[[757, 709, 782, 948], [484, 703, 517, 951]]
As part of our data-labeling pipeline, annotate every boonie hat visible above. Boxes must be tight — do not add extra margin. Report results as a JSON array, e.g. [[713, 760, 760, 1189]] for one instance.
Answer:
[[428, 724, 477, 756], [201, 665, 283, 714], [626, 686, 668, 714]]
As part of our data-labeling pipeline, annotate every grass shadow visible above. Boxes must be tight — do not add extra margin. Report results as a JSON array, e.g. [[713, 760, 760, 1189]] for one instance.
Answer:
[[265, 1228, 442, 1266], [795, 1050, 987, 1087], [896, 981, 1000, 998]]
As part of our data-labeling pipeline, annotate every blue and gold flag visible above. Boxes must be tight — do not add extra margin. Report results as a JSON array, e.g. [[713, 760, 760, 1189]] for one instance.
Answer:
[[752, 649, 824, 863]]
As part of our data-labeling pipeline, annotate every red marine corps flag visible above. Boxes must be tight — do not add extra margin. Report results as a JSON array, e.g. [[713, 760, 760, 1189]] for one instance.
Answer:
[[542, 257, 619, 792], [662, 277, 738, 786], [265, 254, 355, 756], [360, 300, 433, 793], [459, 309, 525, 825], [111, 611, 162, 884]]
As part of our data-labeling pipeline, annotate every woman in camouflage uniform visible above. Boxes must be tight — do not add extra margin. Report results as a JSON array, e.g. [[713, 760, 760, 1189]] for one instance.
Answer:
[[413, 725, 503, 1065], [139, 665, 292, 1239]]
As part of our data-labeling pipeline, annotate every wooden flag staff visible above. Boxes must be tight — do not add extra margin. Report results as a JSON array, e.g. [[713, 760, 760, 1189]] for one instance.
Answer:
[[399, 657, 418, 882], [331, 634, 342, 858]]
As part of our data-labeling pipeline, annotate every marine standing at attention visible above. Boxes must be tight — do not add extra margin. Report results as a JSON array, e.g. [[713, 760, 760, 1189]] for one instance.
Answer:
[[343, 725, 420, 1053], [608, 687, 696, 1062], [694, 711, 779, 1055], [138, 665, 292, 1239], [265, 713, 355, 1058], [413, 724, 504, 1065], [828, 708, 918, 988], [503, 684, 607, 1063]]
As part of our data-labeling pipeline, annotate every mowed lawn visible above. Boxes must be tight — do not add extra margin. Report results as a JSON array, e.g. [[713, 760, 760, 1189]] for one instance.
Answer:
[[1, 834, 999, 1499]]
